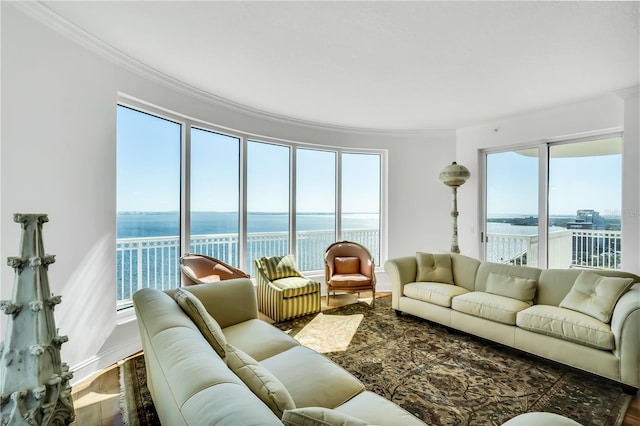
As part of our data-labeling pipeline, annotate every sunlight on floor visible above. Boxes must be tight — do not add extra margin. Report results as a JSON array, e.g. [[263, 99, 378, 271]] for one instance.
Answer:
[[293, 313, 364, 353]]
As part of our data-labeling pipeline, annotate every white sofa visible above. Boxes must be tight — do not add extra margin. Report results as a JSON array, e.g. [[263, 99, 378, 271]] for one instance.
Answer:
[[132, 278, 426, 425], [384, 252, 640, 393]]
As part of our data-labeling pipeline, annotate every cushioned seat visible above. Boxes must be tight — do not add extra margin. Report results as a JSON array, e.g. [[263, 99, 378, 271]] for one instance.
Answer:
[[452, 292, 531, 325], [255, 255, 321, 323], [516, 305, 615, 350], [270, 276, 320, 298], [403, 282, 468, 307]]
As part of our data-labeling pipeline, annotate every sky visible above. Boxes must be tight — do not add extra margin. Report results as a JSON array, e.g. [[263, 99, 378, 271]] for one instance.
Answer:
[[487, 144, 622, 217], [117, 105, 381, 214], [118, 105, 621, 219]]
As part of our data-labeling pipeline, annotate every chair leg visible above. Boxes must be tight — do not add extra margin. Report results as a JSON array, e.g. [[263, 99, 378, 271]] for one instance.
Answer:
[[326, 291, 330, 306], [371, 290, 375, 307]]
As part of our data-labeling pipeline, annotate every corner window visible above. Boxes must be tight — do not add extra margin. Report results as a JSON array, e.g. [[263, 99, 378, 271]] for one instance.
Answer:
[[116, 101, 387, 310]]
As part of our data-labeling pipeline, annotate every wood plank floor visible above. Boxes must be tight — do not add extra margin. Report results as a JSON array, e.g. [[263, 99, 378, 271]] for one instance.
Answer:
[[71, 292, 640, 426]]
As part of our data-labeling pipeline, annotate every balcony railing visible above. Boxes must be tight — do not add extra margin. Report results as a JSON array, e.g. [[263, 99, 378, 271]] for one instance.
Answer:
[[116, 229, 379, 309], [486, 229, 622, 270]]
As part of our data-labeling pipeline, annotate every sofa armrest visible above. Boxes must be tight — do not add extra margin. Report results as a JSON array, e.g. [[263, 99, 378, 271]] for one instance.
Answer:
[[611, 283, 640, 388], [174, 278, 259, 329], [384, 256, 417, 310]]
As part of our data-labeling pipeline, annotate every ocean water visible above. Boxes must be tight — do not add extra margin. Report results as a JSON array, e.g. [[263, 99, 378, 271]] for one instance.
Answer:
[[117, 211, 379, 238]]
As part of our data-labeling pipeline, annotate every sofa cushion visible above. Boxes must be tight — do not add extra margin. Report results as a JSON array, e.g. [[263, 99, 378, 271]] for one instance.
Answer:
[[416, 252, 454, 284], [272, 277, 321, 298], [516, 305, 615, 350], [226, 344, 296, 418], [486, 272, 537, 303], [559, 271, 634, 323], [404, 282, 468, 308], [452, 292, 531, 325], [334, 256, 361, 275], [260, 346, 365, 409], [174, 288, 227, 359], [260, 254, 304, 280], [223, 318, 300, 362], [282, 407, 368, 426]]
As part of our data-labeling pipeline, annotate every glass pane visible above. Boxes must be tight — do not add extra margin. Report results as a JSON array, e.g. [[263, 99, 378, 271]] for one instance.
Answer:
[[246, 141, 290, 274], [341, 153, 381, 264], [548, 137, 622, 269], [485, 149, 539, 266], [296, 149, 336, 271], [116, 105, 181, 309], [190, 128, 240, 267]]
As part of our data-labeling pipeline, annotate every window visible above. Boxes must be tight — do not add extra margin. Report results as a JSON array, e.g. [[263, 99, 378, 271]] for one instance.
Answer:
[[483, 135, 622, 269], [190, 129, 240, 265], [116, 101, 386, 310], [342, 153, 381, 264], [246, 141, 291, 273], [116, 105, 181, 309], [485, 149, 539, 266], [296, 148, 337, 271], [548, 138, 622, 269]]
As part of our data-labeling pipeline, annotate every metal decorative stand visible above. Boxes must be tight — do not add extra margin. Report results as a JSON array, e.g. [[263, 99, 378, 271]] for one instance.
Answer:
[[439, 162, 471, 254], [0, 214, 75, 425]]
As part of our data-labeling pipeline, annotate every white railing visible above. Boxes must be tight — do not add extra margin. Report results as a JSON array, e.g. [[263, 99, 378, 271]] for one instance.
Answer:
[[487, 229, 621, 270], [116, 229, 379, 309]]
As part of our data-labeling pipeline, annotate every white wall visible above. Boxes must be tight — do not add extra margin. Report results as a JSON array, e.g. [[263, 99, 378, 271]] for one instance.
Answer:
[[1, 3, 455, 384], [455, 94, 640, 273]]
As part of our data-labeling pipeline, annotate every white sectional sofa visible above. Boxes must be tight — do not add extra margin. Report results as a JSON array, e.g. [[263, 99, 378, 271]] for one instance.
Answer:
[[132, 278, 426, 425], [384, 252, 640, 393]]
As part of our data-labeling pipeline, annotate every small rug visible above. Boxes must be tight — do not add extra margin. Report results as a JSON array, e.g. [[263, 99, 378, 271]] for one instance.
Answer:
[[275, 296, 631, 426], [119, 296, 632, 426], [291, 313, 364, 353]]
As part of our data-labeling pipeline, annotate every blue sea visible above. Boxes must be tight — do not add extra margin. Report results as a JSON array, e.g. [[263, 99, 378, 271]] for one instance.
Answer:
[[117, 211, 379, 238]]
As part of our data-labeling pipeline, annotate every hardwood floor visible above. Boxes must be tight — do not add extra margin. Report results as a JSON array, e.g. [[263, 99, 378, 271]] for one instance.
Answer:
[[71, 292, 640, 426]]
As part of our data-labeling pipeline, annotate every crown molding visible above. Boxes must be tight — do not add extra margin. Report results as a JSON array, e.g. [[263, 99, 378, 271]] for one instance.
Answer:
[[11, 1, 449, 137]]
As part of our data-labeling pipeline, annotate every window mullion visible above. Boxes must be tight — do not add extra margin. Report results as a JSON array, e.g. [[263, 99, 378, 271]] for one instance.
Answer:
[[239, 136, 248, 272], [181, 123, 191, 260], [336, 150, 342, 240], [538, 143, 549, 269], [290, 147, 297, 257]]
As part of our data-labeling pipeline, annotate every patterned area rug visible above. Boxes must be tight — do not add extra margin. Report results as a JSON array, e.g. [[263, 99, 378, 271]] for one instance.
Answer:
[[275, 296, 631, 426], [119, 355, 160, 425], [119, 296, 631, 426]]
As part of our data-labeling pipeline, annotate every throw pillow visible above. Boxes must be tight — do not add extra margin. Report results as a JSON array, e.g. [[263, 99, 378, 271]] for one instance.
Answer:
[[174, 288, 226, 359], [334, 256, 360, 275], [559, 271, 634, 323], [282, 407, 368, 426], [415, 252, 454, 284], [486, 272, 537, 303], [226, 344, 295, 418], [260, 254, 304, 281]]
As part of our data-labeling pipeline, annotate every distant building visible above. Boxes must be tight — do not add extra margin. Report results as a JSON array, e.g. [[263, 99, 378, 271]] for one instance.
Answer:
[[566, 209, 605, 230]]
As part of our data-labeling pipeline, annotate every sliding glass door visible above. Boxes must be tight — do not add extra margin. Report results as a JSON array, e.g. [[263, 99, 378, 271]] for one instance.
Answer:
[[484, 135, 622, 269]]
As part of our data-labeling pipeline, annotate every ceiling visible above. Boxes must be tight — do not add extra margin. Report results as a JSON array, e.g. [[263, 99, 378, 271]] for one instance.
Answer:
[[41, 1, 639, 131]]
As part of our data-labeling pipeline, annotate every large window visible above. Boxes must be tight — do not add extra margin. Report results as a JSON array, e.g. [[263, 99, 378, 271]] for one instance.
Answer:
[[296, 149, 336, 271], [190, 129, 240, 265], [342, 153, 381, 263], [246, 141, 291, 273], [116, 106, 181, 309], [483, 136, 622, 269], [116, 102, 386, 309]]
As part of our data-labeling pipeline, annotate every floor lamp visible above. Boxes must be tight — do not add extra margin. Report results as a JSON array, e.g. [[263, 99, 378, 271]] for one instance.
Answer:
[[439, 162, 471, 254]]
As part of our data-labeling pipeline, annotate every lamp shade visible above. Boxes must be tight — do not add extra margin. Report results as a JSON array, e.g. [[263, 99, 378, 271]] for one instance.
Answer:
[[439, 162, 470, 187]]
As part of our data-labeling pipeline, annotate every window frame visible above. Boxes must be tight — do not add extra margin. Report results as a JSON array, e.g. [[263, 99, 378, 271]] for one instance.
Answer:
[[116, 96, 387, 309], [480, 131, 623, 269]]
